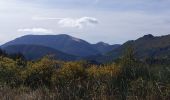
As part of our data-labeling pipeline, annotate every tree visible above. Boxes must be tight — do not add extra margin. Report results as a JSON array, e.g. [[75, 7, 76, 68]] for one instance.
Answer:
[[117, 46, 137, 100], [120, 46, 137, 79]]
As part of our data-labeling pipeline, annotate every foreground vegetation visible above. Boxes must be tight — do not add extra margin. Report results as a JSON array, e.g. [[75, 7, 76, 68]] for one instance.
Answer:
[[0, 48, 169, 100]]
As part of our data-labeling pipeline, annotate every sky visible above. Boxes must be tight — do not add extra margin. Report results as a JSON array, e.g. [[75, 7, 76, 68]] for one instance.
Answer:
[[0, 0, 170, 45]]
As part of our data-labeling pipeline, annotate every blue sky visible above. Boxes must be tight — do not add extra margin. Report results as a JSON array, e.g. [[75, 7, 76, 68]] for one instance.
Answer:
[[0, 0, 170, 44]]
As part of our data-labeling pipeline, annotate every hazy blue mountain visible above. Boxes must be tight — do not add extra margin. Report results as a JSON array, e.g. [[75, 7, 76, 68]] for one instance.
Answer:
[[2, 34, 170, 63], [2, 44, 77, 61], [93, 42, 120, 54], [2, 34, 120, 57], [2, 34, 100, 57]]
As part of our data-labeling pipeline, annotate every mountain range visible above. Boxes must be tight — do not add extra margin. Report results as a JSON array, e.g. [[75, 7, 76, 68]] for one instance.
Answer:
[[1, 34, 170, 62], [93, 34, 170, 63], [1, 34, 119, 61]]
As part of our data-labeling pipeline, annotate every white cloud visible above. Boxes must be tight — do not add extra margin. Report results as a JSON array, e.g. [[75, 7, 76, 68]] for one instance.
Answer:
[[32, 17, 99, 28], [17, 28, 53, 33], [58, 17, 98, 28]]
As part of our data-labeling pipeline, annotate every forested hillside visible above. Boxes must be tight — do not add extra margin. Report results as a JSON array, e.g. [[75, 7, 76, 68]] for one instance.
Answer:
[[0, 48, 169, 100], [93, 34, 170, 63]]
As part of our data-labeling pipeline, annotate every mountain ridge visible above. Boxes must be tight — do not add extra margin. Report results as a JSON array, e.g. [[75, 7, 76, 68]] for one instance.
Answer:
[[3, 34, 170, 63], [95, 34, 170, 63], [1, 34, 119, 60], [2, 44, 78, 61], [2, 34, 100, 57]]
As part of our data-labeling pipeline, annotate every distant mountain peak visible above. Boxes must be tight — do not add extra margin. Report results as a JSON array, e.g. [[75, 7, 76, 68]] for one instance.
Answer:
[[57, 34, 71, 37], [71, 37, 81, 42], [2, 34, 100, 57], [142, 34, 154, 39], [144, 34, 154, 37], [22, 34, 71, 37], [96, 42, 110, 46]]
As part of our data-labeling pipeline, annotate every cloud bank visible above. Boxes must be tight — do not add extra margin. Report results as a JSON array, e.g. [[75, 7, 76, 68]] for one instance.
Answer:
[[18, 28, 53, 33], [33, 17, 99, 28]]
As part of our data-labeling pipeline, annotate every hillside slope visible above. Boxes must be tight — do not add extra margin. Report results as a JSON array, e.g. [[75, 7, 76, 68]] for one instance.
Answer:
[[2, 44, 77, 61], [94, 34, 170, 63], [2, 34, 119, 57], [2, 34, 100, 57]]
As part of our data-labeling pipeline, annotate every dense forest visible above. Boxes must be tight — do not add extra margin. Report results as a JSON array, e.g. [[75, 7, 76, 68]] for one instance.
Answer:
[[0, 47, 169, 100]]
